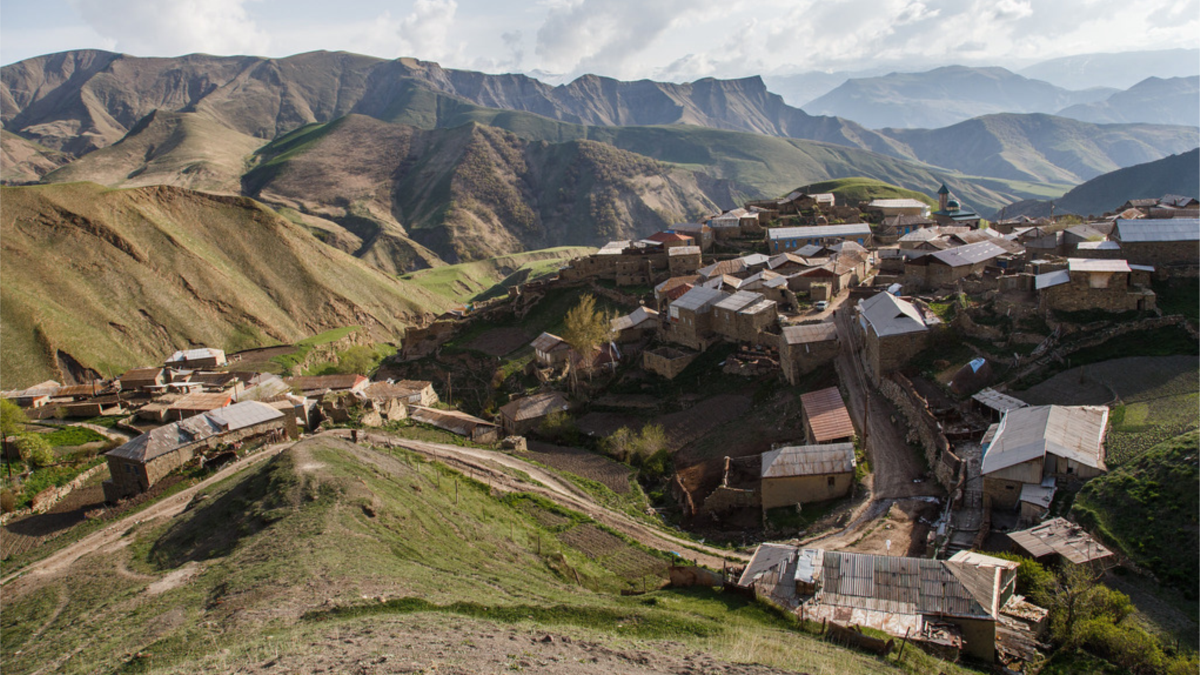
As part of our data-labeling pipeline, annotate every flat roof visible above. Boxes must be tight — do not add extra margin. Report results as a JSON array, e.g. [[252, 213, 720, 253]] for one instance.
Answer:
[[1008, 517, 1113, 564], [972, 388, 1028, 413], [1068, 258, 1131, 273], [769, 224, 872, 240]]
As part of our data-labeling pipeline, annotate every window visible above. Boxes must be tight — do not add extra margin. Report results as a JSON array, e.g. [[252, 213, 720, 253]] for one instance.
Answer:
[[827, 476, 836, 487]]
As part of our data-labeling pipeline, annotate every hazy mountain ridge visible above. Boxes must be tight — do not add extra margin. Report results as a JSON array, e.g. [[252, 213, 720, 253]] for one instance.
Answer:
[[1056, 76, 1200, 127], [803, 66, 1115, 129], [1019, 48, 1200, 90]]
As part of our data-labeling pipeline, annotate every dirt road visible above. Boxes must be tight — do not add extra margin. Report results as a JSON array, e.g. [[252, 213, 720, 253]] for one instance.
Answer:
[[0, 442, 293, 586], [834, 309, 941, 501], [331, 430, 749, 568]]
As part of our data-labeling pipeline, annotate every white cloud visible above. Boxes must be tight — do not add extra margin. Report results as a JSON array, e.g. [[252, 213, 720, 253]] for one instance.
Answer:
[[69, 0, 269, 56], [395, 0, 461, 62]]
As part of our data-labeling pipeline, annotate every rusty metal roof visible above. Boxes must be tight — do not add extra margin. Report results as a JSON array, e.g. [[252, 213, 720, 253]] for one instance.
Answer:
[[819, 550, 994, 620], [801, 387, 855, 442], [762, 442, 855, 478], [166, 391, 233, 411], [1008, 517, 1113, 564], [410, 406, 496, 435], [782, 322, 838, 346]]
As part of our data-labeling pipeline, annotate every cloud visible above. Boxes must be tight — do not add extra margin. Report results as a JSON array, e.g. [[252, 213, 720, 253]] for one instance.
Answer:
[[396, 0, 461, 62], [69, 0, 268, 56]]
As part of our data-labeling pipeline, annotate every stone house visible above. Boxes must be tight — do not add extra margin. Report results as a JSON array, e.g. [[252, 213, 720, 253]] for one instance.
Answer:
[[611, 306, 660, 343], [904, 241, 1010, 290], [760, 442, 855, 509], [1035, 258, 1156, 314], [119, 367, 164, 392], [653, 275, 698, 309], [876, 214, 936, 243], [531, 332, 573, 368], [166, 391, 234, 421], [1110, 218, 1200, 271], [711, 291, 777, 344], [981, 405, 1108, 509], [642, 346, 699, 379], [779, 322, 839, 384], [667, 246, 703, 275], [788, 261, 856, 296], [283, 374, 369, 396], [164, 347, 227, 370], [409, 406, 499, 444], [663, 285, 727, 350], [498, 391, 571, 436], [643, 231, 695, 250], [103, 401, 293, 501], [856, 293, 931, 378], [668, 223, 713, 251], [740, 545, 1017, 662], [708, 208, 760, 238], [800, 387, 855, 445]]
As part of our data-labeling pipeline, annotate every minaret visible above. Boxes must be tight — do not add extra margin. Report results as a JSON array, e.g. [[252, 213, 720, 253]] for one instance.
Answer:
[[937, 184, 950, 212]]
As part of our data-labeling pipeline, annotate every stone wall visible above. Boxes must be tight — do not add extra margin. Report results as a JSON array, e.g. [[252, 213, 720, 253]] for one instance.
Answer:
[[878, 373, 962, 491], [781, 339, 839, 385], [643, 347, 699, 379], [865, 330, 928, 378], [701, 485, 761, 513], [1038, 273, 1154, 313], [0, 463, 106, 525]]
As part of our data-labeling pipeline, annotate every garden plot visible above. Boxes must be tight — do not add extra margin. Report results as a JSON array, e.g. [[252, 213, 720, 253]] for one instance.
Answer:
[[463, 327, 531, 357], [558, 523, 668, 580], [1018, 355, 1199, 465], [522, 441, 632, 494]]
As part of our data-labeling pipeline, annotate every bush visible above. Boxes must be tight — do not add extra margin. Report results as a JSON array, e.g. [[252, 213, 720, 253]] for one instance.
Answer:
[[0, 489, 15, 513], [15, 434, 55, 468]]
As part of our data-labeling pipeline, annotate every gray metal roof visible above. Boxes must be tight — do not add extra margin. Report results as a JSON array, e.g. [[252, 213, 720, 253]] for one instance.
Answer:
[[981, 405, 1108, 475], [972, 388, 1027, 413], [410, 406, 497, 435], [1068, 258, 1131, 273], [671, 285, 727, 312], [1008, 517, 1113, 564], [531, 332, 568, 353], [1075, 241, 1121, 251], [668, 245, 701, 256], [1034, 269, 1070, 289], [208, 401, 285, 431], [818, 550, 995, 619], [762, 442, 855, 478], [782, 322, 838, 345], [714, 290, 764, 313], [166, 347, 225, 363], [867, 199, 928, 209], [769, 224, 872, 241], [1114, 218, 1200, 242], [858, 293, 928, 337], [927, 241, 1007, 267], [611, 307, 659, 332]]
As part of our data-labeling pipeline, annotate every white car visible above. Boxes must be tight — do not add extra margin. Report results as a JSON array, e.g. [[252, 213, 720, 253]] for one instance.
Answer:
[[814, 301, 829, 311]]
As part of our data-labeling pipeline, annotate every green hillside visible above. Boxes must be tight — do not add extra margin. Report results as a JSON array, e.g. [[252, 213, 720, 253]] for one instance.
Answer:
[[797, 177, 939, 207], [1073, 431, 1200, 593], [0, 435, 967, 674], [400, 247, 593, 304], [0, 182, 450, 388]]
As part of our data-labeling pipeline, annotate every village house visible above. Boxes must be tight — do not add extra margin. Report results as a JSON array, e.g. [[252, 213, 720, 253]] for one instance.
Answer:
[[530, 332, 573, 368], [708, 208, 760, 238], [856, 293, 932, 378], [1110, 218, 1200, 272], [980, 405, 1108, 509], [283, 374, 369, 397], [103, 400, 294, 501], [642, 346, 700, 379], [768, 224, 873, 252], [166, 391, 234, 420], [498, 391, 571, 435], [653, 275, 698, 309], [740, 545, 1018, 662], [118, 367, 164, 393], [1035, 258, 1156, 314], [779, 322, 839, 384], [697, 254, 769, 281], [164, 347, 227, 370], [799, 387, 855, 445], [1007, 517, 1114, 566], [711, 291, 777, 344], [904, 241, 1012, 290], [611, 306, 660, 343], [643, 231, 695, 250], [876, 214, 936, 243], [787, 260, 858, 297], [864, 198, 930, 219], [760, 442, 855, 509], [667, 222, 713, 251], [409, 406, 500, 444], [663, 285, 727, 350], [667, 245, 703, 275]]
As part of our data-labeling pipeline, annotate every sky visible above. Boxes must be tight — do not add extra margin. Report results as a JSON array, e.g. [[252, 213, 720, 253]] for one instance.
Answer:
[[2, 0, 1198, 82]]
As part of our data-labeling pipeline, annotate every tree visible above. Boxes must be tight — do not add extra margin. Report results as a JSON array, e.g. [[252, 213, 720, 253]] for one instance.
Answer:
[[0, 396, 25, 475], [562, 294, 613, 387], [336, 345, 378, 375], [15, 434, 55, 468]]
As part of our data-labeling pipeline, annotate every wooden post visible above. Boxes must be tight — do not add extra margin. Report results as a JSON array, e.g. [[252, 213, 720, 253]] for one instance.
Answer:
[[455, 479, 458, 505], [896, 626, 911, 661], [537, 533, 541, 555]]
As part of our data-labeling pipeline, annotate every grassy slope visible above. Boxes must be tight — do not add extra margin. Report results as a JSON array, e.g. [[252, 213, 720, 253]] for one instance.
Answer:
[[799, 177, 939, 207], [0, 130, 71, 183], [42, 110, 266, 195], [0, 182, 452, 387], [1073, 432, 1199, 592], [399, 247, 594, 304], [0, 436, 965, 674]]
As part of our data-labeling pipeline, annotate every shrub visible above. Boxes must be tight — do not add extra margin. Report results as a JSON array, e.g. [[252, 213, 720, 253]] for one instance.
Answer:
[[16, 434, 55, 468], [0, 489, 15, 513]]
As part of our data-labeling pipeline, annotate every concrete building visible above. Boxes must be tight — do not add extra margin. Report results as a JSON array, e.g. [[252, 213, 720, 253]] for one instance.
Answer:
[[768, 224, 873, 252], [779, 322, 839, 385], [856, 293, 931, 378], [1035, 258, 1156, 314], [981, 405, 1108, 509], [760, 443, 855, 509], [103, 401, 292, 501]]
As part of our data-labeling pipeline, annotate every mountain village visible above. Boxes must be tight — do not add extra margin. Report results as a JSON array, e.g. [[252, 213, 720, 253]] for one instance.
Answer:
[[3, 180, 1196, 671]]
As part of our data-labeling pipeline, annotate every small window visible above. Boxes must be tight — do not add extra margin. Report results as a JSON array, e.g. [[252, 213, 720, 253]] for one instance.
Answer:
[[1006, 485, 1014, 490], [827, 476, 836, 487]]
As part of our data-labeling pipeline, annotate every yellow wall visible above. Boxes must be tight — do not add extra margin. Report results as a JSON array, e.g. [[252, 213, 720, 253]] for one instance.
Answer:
[[761, 472, 853, 509]]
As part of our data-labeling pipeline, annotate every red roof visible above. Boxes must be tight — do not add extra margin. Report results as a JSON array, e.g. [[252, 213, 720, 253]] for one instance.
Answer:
[[647, 232, 695, 244], [800, 387, 855, 442]]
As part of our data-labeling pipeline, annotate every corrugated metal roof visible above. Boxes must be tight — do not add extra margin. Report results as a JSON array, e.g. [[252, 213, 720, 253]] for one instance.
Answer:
[[867, 199, 928, 209], [762, 442, 855, 477], [819, 550, 993, 619], [668, 245, 701, 256], [1075, 241, 1121, 251], [284, 374, 367, 392], [1115, 218, 1200, 242], [671, 285, 727, 312], [972, 388, 1028, 413], [858, 293, 928, 337], [410, 406, 496, 435], [531, 332, 569, 353], [697, 258, 747, 279], [611, 307, 659, 332], [1019, 482, 1055, 508], [1068, 258, 1131, 273], [208, 401, 284, 431], [714, 290, 764, 313], [499, 391, 570, 422], [928, 241, 1007, 267], [981, 405, 1108, 475], [741, 299, 777, 316], [166, 347, 225, 363], [108, 401, 282, 463], [167, 391, 233, 411], [768, 224, 872, 240], [795, 244, 825, 257], [1008, 517, 1113, 564], [801, 387, 855, 442], [782, 322, 838, 345], [1034, 270, 1070, 289]]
